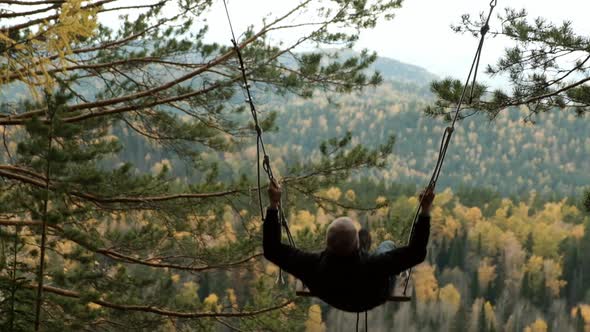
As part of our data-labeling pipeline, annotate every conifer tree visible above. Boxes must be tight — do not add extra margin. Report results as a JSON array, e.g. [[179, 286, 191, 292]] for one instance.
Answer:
[[436, 236, 449, 270], [476, 233, 483, 257], [559, 237, 580, 306], [471, 270, 480, 301], [448, 229, 466, 270], [575, 308, 585, 332], [477, 300, 487, 332], [410, 285, 418, 321], [524, 232, 534, 258], [487, 253, 504, 304], [426, 6, 590, 121], [520, 271, 531, 301], [451, 303, 468, 332], [0, 0, 403, 330]]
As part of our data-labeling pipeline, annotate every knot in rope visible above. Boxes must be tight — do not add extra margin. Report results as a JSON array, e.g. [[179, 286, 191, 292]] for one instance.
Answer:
[[255, 124, 263, 136], [480, 23, 490, 36], [263, 155, 273, 178]]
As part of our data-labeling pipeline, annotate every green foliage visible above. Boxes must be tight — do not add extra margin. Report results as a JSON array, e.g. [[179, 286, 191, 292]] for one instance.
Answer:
[[264, 76, 590, 198], [1, 1, 588, 330], [430, 6, 590, 120], [0, 1, 408, 330]]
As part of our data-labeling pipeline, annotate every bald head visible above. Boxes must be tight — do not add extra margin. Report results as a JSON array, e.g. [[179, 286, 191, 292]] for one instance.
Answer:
[[326, 217, 359, 256]]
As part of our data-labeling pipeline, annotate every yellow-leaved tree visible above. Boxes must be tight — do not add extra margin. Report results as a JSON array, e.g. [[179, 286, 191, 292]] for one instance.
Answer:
[[1, 0, 98, 95], [524, 318, 548, 332], [413, 264, 438, 303], [438, 283, 461, 315], [305, 304, 327, 332]]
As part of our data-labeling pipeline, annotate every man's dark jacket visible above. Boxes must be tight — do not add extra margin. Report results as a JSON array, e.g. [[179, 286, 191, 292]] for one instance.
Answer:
[[263, 208, 430, 312]]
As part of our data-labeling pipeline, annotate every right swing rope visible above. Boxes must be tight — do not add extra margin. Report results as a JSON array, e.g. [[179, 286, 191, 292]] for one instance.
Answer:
[[401, 0, 499, 296]]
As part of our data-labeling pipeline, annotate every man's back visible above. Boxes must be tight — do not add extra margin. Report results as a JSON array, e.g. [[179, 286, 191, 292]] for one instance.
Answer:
[[263, 208, 430, 312], [305, 251, 392, 312]]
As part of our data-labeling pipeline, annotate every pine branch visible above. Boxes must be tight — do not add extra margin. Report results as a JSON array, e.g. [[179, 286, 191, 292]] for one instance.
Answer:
[[0, 219, 41, 227], [289, 184, 387, 212], [0, 1, 182, 90], [0, 218, 261, 272], [0, 166, 247, 203], [1, 0, 378, 128], [0, 0, 64, 5], [0, 0, 333, 126], [4, 0, 115, 32], [0, 3, 60, 19], [25, 284, 295, 318], [95, 250, 262, 273], [96, 0, 166, 14], [0, 52, 244, 125], [506, 76, 590, 107], [2, 57, 210, 83], [57, 27, 318, 125]]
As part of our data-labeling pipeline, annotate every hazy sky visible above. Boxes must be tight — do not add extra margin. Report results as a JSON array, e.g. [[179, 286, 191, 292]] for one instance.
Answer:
[[203, 0, 590, 81], [5, 0, 588, 80]]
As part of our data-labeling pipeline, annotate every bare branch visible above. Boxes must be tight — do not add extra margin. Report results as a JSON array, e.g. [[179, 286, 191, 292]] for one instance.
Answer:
[[0, 1, 64, 5], [0, 166, 247, 203], [0, 3, 60, 19], [26, 284, 295, 318], [3, 0, 115, 32]]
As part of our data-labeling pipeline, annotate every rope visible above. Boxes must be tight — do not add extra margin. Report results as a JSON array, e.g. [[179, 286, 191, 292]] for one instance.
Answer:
[[355, 311, 369, 332], [401, 0, 498, 295], [222, 0, 296, 284], [223, 0, 498, 314]]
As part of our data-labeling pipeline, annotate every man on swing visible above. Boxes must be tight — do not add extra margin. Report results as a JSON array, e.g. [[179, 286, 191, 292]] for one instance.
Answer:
[[263, 180, 434, 312]]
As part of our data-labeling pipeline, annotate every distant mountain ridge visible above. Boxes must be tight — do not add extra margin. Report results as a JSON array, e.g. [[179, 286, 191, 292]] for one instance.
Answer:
[[5, 47, 585, 199], [371, 55, 438, 85], [263, 51, 589, 198], [328, 48, 438, 86]]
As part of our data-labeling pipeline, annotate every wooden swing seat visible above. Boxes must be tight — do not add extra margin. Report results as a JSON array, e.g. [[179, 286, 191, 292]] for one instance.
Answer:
[[295, 279, 411, 302], [295, 289, 411, 302]]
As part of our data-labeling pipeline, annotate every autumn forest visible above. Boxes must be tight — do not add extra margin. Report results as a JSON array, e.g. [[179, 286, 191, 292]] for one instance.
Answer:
[[0, 1, 589, 332]]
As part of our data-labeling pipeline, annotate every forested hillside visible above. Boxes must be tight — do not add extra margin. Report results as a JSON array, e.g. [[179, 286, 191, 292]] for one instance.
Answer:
[[109, 47, 589, 198], [267, 80, 590, 198], [292, 186, 590, 332], [96, 55, 590, 331], [1, 0, 589, 330], [111, 61, 590, 199]]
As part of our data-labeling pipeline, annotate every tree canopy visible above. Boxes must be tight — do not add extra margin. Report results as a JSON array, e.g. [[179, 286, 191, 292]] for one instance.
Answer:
[[0, 0, 401, 330], [427, 6, 590, 122]]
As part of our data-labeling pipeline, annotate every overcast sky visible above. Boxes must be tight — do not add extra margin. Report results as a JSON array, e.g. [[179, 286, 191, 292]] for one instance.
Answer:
[[5, 0, 588, 80], [204, 0, 590, 81]]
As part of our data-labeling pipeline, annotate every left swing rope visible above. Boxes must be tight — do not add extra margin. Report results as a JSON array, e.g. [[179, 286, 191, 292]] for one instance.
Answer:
[[221, 0, 296, 284]]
